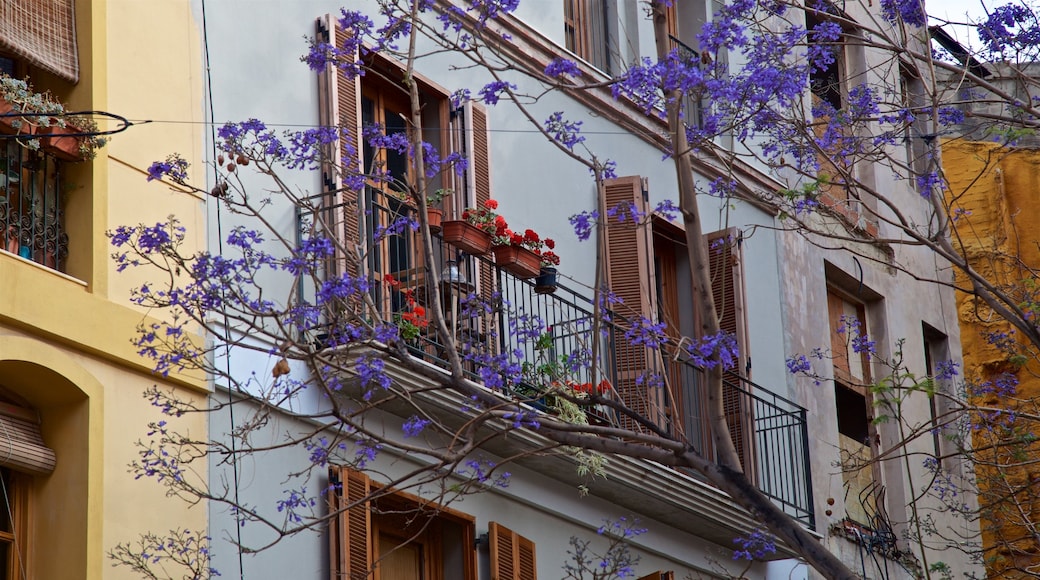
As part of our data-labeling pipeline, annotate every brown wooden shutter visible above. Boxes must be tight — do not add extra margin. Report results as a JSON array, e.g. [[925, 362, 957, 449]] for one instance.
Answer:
[[467, 103, 498, 353], [0, 0, 79, 82], [603, 176, 666, 431], [489, 522, 536, 580], [317, 15, 364, 283], [0, 403, 54, 475], [704, 227, 755, 479], [329, 466, 372, 580]]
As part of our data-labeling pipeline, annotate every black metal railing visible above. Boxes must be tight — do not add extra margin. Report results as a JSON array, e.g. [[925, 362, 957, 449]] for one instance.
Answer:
[[336, 189, 814, 528], [0, 140, 67, 271], [669, 34, 704, 131]]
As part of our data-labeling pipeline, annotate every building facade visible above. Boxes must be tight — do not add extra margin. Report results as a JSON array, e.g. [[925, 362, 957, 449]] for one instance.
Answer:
[[0, 2, 208, 579], [150, 1, 986, 579]]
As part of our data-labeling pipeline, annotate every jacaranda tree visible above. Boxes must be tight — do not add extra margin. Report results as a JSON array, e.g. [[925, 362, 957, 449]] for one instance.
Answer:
[[106, 0, 1040, 578]]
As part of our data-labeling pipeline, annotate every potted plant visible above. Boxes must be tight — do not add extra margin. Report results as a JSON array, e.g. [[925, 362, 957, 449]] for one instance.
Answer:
[[535, 241, 561, 294], [491, 227, 544, 279], [441, 198, 500, 255], [424, 188, 449, 233], [0, 75, 107, 161]]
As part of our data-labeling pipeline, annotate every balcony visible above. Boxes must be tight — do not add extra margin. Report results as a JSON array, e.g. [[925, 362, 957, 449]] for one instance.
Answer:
[[0, 140, 67, 271], [333, 189, 814, 529]]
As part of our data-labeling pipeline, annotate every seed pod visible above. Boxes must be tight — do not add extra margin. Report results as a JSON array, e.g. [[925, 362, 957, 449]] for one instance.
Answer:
[[227, 162, 236, 172], [236, 154, 249, 166], [217, 154, 225, 166]]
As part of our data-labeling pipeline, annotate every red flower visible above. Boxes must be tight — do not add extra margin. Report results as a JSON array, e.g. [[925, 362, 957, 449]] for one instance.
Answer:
[[510, 233, 524, 245], [484, 199, 499, 210], [524, 229, 539, 242], [494, 215, 507, 227], [462, 210, 471, 220], [384, 274, 400, 288], [545, 238, 555, 249], [596, 380, 611, 393]]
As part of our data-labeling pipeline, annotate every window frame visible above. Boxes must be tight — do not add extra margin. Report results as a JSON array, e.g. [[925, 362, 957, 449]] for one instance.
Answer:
[[328, 466, 478, 580]]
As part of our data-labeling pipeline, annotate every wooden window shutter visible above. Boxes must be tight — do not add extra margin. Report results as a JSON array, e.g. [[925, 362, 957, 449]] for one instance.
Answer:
[[0, 0, 79, 82], [317, 14, 364, 283], [489, 522, 536, 580], [637, 572, 675, 580], [0, 403, 54, 476], [704, 227, 755, 479], [603, 176, 666, 431], [454, 102, 498, 352], [328, 466, 372, 580]]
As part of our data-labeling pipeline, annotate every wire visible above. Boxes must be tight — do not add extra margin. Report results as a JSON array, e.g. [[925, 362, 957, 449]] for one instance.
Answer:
[[199, 0, 246, 577]]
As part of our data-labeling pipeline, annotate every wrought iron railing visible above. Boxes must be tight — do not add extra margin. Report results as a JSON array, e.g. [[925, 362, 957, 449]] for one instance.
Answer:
[[333, 189, 814, 528], [0, 140, 67, 271], [669, 34, 704, 130]]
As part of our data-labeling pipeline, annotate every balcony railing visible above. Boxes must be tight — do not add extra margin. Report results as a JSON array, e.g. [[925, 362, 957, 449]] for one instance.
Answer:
[[330, 189, 814, 528], [0, 140, 67, 271], [669, 35, 704, 131]]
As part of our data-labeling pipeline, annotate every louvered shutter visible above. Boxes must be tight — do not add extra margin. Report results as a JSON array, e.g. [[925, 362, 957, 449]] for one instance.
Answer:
[[328, 466, 372, 580], [463, 102, 499, 353], [317, 15, 363, 284], [603, 176, 666, 431], [489, 522, 536, 580], [704, 227, 755, 479]]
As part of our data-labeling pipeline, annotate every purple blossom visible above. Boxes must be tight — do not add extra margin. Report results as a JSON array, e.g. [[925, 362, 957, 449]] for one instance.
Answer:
[[624, 316, 667, 349], [478, 81, 517, 106], [685, 331, 740, 371], [545, 58, 581, 78], [569, 210, 599, 241], [147, 154, 190, 183], [786, 354, 812, 374], [544, 112, 585, 150], [879, 0, 926, 27], [402, 416, 431, 438], [733, 528, 777, 560]]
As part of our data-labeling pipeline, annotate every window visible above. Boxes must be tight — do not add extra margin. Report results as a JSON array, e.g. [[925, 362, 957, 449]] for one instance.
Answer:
[[0, 468, 28, 580], [0, 142, 68, 271], [923, 324, 956, 472], [328, 466, 478, 580], [827, 288, 879, 526], [316, 14, 495, 335], [563, 0, 609, 71], [0, 397, 57, 580], [602, 176, 754, 476], [806, 10, 846, 110]]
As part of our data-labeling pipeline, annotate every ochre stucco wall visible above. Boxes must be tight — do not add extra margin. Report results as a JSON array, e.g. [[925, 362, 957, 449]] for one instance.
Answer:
[[0, 1, 208, 578], [945, 139, 1040, 577]]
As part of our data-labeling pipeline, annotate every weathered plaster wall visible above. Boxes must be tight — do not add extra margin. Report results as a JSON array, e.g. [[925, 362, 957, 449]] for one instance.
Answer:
[[945, 139, 1040, 577]]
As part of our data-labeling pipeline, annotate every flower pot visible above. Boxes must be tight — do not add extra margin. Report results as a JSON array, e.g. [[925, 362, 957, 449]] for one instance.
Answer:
[[426, 207, 443, 234], [491, 245, 541, 279], [0, 100, 24, 136], [39, 125, 82, 162], [441, 220, 492, 255], [534, 267, 558, 294]]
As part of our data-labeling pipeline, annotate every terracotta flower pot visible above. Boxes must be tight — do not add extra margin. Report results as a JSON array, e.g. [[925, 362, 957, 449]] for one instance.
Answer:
[[491, 245, 541, 279], [426, 207, 443, 234], [534, 267, 558, 294], [440, 220, 492, 255], [0, 100, 22, 136], [39, 125, 82, 162]]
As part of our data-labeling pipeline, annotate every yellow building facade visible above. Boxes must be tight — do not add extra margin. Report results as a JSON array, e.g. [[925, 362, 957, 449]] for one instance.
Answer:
[[945, 139, 1040, 577], [0, 2, 206, 578]]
